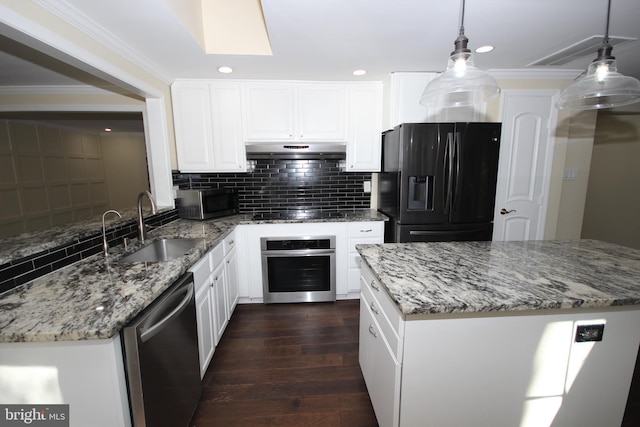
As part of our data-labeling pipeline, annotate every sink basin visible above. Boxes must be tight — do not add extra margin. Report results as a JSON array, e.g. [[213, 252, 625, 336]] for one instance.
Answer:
[[119, 238, 205, 263]]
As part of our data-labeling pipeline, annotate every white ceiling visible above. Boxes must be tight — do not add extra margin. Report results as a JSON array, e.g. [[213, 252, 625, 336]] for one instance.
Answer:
[[1, 0, 640, 89]]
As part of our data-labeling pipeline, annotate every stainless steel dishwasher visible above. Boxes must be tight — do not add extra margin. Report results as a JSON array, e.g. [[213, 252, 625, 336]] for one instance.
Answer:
[[122, 272, 201, 427]]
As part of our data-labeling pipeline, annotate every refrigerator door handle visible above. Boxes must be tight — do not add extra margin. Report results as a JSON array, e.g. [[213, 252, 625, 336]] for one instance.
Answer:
[[451, 131, 462, 209], [444, 132, 454, 215]]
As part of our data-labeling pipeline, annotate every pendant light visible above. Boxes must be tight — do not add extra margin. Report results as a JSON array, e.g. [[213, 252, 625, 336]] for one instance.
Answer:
[[557, 0, 640, 110], [419, 0, 500, 108]]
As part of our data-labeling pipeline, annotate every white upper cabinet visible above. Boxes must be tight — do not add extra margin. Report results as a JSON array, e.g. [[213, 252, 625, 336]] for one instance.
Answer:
[[296, 84, 347, 141], [172, 81, 216, 171], [172, 80, 383, 172], [243, 82, 347, 142], [171, 80, 246, 172], [347, 83, 383, 171], [242, 83, 295, 140], [209, 82, 246, 171]]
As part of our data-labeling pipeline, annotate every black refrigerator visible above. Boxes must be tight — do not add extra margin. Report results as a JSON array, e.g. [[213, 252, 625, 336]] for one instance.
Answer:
[[378, 122, 501, 243]]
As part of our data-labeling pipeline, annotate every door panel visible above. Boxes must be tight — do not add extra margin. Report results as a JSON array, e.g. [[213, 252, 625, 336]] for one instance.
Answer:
[[451, 123, 501, 224], [493, 90, 558, 241], [397, 123, 450, 225]]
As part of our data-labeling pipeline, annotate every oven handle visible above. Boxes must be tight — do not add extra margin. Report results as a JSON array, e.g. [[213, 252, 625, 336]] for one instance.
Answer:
[[262, 249, 335, 257]]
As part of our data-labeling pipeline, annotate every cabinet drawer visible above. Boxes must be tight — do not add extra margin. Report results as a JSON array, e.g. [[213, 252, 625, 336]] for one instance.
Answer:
[[209, 242, 224, 266], [350, 238, 383, 263], [348, 222, 384, 238], [361, 278, 402, 359], [223, 231, 237, 255], [189, 254, 212, 294], [361, 265, 404, 338]]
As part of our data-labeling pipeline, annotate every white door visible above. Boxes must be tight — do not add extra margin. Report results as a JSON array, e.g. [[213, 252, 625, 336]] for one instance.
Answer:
[[493, 90, 558, 241]]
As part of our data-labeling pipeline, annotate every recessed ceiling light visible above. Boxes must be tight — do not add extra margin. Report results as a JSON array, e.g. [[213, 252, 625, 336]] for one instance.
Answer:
[[217, 66, 234, 74], [353, 69, 367, 76], [475, 45, 495, 54], [104, 128, 112, 132]]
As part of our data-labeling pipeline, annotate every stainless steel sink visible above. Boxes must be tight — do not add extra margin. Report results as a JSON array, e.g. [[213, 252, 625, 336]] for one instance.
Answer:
[[119, 238, 205, 263]]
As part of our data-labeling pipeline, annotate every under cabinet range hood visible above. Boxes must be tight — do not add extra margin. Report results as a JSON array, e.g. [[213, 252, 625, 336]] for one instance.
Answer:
[[245, 142, 346, 160]]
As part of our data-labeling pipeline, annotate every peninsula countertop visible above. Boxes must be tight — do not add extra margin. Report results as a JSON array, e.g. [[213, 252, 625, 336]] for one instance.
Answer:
[[356, 239, 640, 317], [0, 210, 385, 343]]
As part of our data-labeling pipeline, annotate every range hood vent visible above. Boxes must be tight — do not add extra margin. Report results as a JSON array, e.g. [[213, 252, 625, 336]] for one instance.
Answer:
[[245, 142, 346, 160]]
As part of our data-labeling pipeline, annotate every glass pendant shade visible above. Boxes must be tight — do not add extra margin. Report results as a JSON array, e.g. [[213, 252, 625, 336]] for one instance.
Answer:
[[557, 56, 640, 110], [557, 0, 640, 110], [420, 50, 500, 108], [419, 0, 500, 109]]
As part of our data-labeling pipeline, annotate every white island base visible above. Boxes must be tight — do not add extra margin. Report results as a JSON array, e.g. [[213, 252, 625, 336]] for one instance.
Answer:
[[359, 263, 640, 427], [0, 336, 131, 427]]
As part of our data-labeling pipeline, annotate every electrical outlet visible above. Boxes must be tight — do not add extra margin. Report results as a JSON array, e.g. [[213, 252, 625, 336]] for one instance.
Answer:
[[363, 181, 371, 193], [575, 324, 604, 342]]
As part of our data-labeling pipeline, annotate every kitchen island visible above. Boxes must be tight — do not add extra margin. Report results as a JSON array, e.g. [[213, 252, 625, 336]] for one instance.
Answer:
[[356, 240, 640, 427]]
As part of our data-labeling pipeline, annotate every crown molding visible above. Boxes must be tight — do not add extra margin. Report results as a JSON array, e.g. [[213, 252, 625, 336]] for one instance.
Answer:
[[33, 0, 173, 85]]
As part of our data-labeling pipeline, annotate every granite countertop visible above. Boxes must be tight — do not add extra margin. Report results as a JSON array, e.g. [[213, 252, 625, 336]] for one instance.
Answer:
[[356, 239, 640, 318], [0, 210, 385, 343]]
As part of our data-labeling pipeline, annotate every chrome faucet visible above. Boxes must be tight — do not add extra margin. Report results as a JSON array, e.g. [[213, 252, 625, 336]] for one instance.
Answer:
[[102, 210, 122, 256], [137, 191, 157, 244]]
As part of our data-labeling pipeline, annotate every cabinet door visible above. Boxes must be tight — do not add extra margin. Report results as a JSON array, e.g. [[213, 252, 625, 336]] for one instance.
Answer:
[[347, 84, 383, 171], [224, 248, 239, 318], [211, 262, 229, 344], [347, 222, 384, 294], [297, 84, 347, 141], [359, 290, 401, 427], [210, 83, 246, 171], [243, 83, 294, 140], [195, 284, 215, 378], [172, 82, 215, 171]]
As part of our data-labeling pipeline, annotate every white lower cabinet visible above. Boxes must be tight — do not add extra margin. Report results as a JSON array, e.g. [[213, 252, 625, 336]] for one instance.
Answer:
[[191, 232, 240, 377], [347, 221, 384, 295], [211, 261, 228, 343], [223, 230, 240, 317], [359, 288, 401, 427], [194, 283, 215, 378], [190, 254, 215, 378]]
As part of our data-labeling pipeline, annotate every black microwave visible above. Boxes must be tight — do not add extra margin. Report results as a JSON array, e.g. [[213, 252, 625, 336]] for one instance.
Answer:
[[176, 188, 239, 220]]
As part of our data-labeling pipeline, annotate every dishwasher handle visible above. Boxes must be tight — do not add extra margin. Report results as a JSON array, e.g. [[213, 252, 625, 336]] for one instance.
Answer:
[[140, 282, 194, 343]]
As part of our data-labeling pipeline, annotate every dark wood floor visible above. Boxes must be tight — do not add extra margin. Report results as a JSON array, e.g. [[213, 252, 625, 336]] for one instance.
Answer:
[[190, 300, 378, 427], [191, 300, 640, 427]]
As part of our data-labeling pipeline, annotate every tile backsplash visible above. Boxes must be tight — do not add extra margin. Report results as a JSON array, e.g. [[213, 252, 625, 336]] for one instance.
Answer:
[[172, 159, 372, 213]]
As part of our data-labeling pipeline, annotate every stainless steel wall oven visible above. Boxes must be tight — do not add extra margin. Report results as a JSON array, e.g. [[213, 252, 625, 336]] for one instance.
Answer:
[[261, 236, 336, 303]]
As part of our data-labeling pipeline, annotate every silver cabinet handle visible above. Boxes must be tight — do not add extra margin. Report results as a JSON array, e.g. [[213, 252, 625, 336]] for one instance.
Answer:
[[370, 281, 380, 291], [370, 301, 379, 315], [229, 240, 234, 245], [360, 229, 372, 233], [368, 325, 377, 338]]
